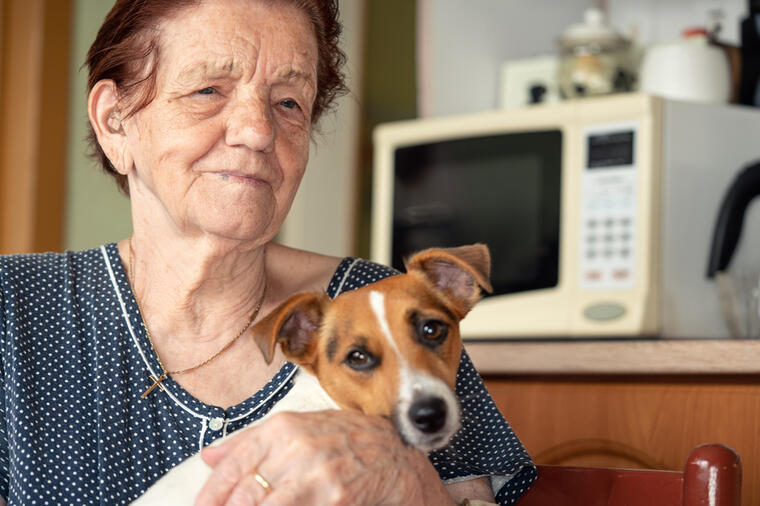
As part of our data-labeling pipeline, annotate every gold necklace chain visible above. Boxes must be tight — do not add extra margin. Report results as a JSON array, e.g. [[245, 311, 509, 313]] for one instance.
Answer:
[[129, 242, 267, 398]]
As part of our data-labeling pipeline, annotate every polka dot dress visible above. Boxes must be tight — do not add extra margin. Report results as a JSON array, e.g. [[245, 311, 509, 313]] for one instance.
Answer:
[[0, 244, 536, 505]]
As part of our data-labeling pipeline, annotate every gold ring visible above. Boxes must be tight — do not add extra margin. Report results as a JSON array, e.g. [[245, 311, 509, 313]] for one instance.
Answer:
[[253, 471, 272, 493]]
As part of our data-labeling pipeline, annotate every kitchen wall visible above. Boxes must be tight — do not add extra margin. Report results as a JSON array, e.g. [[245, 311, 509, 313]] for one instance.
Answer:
[[417, 0, 595, 117], [609, 0, 746, 46], [418, 0, 748, 117]]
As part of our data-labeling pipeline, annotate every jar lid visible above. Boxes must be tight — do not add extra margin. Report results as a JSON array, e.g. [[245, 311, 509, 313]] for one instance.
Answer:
[[559, 8, 629, 51], [681, 26, 709, 39]]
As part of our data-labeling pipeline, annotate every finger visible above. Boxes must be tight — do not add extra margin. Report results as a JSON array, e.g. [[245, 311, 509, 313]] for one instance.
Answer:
[[259, 485, 299, 506], [202, 429, 254, 468], [195, 451, 254, 505], [224, 472, 271, 506], [195, 434, 269, 506], [201, 443, 231, 468]]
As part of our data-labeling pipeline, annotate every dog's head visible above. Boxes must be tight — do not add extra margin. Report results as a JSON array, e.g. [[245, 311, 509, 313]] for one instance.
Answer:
[[252, 244, 492, 452]]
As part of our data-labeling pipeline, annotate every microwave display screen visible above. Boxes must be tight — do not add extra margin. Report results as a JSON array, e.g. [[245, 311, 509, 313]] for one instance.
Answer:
[[392, 130, 561, 297], [587, 130, 635, 169]]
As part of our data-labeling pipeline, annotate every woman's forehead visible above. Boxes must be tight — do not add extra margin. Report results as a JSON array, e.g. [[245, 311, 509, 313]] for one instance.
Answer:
[[155, 0, 318, 81]]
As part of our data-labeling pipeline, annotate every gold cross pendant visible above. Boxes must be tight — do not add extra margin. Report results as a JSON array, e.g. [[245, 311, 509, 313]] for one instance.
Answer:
[[141, 372, 168, 399]]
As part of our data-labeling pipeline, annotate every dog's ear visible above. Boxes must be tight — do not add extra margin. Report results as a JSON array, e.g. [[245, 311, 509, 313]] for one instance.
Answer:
[[405, 243, 492, 317], [251, 292, 329, 366]]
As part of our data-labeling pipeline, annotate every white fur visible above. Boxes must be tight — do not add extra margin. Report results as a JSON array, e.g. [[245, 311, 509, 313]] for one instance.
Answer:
[[368, 290, 460, 452], [131, 370, 338, 505], [369, 290, 404, 361]]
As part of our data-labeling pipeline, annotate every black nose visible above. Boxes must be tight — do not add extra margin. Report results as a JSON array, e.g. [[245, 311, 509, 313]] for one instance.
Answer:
[[408, 397, 447, 434]]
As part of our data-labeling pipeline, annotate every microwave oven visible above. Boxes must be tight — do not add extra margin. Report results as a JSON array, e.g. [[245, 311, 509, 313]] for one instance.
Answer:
[[370, 93, 760, 339]]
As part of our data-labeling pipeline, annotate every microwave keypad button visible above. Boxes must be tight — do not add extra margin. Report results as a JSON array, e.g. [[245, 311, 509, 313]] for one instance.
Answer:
[[620, 248, 631, 257], [612, 269, 629, 279], [587, 219, 598, 228], [585, 270, 602, 281], [603, 234, 614, 243], [583, 303, 626, 322]]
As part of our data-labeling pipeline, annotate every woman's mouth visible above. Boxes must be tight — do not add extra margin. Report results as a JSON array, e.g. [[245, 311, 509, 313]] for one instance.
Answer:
[[217, 172, 266, 186]]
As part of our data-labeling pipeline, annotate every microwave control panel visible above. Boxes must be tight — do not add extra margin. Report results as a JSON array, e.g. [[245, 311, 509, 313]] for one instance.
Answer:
[[579, 123, 638, 290]]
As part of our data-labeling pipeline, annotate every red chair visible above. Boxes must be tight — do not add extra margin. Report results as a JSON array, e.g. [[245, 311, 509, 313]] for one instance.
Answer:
[[517, 443, 742, 506]]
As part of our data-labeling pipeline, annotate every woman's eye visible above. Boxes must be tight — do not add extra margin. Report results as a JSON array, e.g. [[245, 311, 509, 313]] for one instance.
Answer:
[[344, 348, 378, 371], [279, 99, 300, 110], [196, 87, 216, 95]]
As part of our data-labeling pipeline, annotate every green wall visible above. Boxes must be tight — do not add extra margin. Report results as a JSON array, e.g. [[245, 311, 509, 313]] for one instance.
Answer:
[[355, 0, 417, 258], [65, 0, 131, 252]]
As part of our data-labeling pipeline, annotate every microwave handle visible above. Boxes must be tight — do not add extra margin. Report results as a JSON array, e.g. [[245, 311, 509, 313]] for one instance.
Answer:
[[706, 160, 760, 278]]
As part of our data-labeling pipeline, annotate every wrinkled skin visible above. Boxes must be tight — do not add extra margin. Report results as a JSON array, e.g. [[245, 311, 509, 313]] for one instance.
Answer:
[[196, 411, 459, 506]]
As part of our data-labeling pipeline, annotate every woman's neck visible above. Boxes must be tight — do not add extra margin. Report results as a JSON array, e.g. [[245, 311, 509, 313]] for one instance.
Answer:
[[119, 233, 269, 347]]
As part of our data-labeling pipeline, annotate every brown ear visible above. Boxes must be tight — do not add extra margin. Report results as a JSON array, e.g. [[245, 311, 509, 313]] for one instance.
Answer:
[[404, 243, 492, 316], [251, 292, 329, 366]]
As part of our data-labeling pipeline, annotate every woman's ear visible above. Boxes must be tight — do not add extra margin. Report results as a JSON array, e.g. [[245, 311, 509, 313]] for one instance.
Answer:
[[88, 79, 133, 175]]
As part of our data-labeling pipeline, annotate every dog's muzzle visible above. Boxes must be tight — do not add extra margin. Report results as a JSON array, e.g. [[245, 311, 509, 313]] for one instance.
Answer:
[[394, 373, 461, 452], [408, 396, 448, 434]]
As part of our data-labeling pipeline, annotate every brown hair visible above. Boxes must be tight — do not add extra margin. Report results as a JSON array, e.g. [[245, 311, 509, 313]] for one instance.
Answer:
[[86, 0, 347, 195]]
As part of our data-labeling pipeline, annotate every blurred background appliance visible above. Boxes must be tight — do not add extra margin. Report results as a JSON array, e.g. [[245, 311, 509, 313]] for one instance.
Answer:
[[640, 27, 733, 103], [707, 160, 760, 338], [372, 93, 760, 339], [739, 0, 760, 105]]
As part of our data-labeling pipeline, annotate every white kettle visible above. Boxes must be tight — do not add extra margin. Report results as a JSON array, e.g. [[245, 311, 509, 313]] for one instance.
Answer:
[[640, 28, 731, 103]]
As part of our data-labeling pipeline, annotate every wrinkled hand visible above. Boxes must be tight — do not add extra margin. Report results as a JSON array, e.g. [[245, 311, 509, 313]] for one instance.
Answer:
[[194, 410, 455, 506]]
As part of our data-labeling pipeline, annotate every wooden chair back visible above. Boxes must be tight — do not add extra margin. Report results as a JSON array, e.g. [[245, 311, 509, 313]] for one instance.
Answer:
[[517, 443, 742, 506]]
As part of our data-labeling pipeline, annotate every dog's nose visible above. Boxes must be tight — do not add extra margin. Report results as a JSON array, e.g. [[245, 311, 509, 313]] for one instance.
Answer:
[[408, 397, 447, 434]]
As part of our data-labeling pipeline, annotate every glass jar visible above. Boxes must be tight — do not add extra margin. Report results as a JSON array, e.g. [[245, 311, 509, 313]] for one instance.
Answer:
[[557, 8, 636, 99]]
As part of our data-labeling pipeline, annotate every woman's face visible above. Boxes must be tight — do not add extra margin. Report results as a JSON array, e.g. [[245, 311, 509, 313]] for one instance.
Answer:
[[121, 0, 318, 243]]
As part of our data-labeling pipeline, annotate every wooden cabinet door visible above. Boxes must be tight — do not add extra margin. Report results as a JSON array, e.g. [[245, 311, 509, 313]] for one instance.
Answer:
[[485, 375, 760, 506]]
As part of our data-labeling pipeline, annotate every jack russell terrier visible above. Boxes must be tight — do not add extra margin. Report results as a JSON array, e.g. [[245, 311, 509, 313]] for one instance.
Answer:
[[133, 243, 492, 505]]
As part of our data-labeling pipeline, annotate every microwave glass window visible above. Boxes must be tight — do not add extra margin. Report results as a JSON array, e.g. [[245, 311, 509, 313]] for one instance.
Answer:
[[392, 130, 561, 297], [587, 130, 635, 169]]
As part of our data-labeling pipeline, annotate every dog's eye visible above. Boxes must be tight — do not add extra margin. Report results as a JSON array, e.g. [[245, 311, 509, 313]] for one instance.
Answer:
[[344, 348, 378, 371], [418, 319, 448, 344]]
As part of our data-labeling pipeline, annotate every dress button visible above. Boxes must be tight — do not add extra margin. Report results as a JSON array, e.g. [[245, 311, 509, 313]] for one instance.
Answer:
[[209, 417, 224, 431]]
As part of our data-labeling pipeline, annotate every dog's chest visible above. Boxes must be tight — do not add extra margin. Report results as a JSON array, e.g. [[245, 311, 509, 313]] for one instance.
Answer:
[[132, 369, 339, 505]]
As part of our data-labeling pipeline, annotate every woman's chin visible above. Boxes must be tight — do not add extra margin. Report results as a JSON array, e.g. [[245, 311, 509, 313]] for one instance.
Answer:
[[180, 210, 278, 246]]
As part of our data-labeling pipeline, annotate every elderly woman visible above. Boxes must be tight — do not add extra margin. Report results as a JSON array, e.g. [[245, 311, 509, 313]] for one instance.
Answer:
[[0, 0, 535, 504]]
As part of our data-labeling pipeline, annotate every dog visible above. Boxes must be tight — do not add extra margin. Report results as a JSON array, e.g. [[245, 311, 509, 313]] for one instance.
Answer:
[[133, 244, 492, 505]]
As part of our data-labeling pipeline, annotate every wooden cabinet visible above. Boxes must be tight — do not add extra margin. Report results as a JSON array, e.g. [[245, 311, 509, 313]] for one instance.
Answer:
[[466, 341, 760, 506]]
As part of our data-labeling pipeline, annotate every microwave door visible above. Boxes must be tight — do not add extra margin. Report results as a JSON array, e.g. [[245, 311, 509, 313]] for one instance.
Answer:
[[391, 129, 562, 298]]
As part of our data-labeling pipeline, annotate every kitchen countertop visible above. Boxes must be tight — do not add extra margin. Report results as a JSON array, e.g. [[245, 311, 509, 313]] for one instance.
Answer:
[[464, 339, 760, 375]]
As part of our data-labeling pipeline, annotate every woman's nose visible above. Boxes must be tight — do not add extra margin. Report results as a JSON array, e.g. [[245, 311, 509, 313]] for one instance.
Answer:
[[225, 97, 275, 152]]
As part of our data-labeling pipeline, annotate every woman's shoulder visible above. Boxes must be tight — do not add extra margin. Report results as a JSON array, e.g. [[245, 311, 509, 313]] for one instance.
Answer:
[[0, 246, 113, 337], [325, 256, 400, 297], [267, 242, 341, 290], [266, 243, 399, 299], [0, 245, 114, 304], [0, 246, 106, 276]]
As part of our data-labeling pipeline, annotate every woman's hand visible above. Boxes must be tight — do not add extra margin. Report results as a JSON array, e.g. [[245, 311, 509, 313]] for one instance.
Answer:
[[194, 410, 457, 506]]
